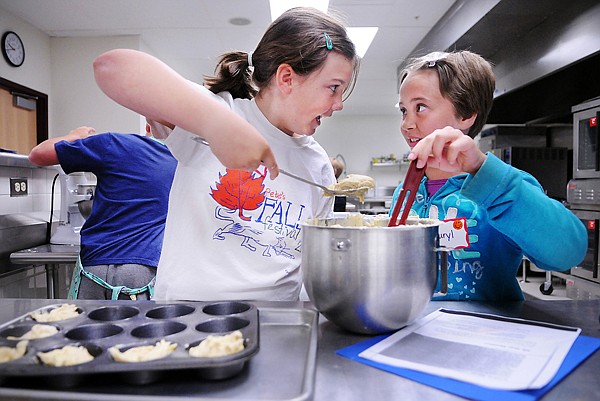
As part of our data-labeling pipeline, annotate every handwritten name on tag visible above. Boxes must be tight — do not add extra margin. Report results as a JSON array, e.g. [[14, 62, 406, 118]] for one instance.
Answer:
[[439, 218, 469, 249]]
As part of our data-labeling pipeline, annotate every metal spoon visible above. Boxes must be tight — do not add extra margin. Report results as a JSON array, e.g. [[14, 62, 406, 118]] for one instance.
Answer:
[[191, 136, 369, 199], [280, 169, 376, 201]]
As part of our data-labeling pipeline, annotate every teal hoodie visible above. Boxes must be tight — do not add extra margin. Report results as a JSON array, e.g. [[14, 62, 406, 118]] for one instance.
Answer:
[[390, 153, 587, 301]]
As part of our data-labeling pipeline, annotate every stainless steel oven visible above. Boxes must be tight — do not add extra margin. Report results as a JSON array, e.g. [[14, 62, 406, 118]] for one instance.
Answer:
[[566, 183, 600, 284], [567, 97, 600, 288], [573, 96, 600, 179], [493, 146, 570, 201]]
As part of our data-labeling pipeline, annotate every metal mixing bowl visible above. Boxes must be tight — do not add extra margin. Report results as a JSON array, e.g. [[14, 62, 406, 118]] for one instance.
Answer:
[[301, 216, 444, 334], [77, 199, 93, 219], [76, 184, 95, 219]]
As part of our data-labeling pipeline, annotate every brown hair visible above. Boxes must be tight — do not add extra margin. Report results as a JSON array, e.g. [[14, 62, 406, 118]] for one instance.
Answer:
[[399, 51, 495, 138], [330, 157, 345, 179], [204, 7, 360, 100]]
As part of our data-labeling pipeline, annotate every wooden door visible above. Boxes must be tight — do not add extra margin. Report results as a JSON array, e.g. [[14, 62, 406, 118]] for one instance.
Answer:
[[0, 87, 37, 154], [0, 77, 48, 155]]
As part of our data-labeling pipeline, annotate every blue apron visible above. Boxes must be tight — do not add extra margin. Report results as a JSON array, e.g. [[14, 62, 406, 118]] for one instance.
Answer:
[[68, 257, 155, 300]]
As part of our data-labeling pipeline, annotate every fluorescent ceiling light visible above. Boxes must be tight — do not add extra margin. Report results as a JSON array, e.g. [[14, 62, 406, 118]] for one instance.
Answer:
[[347, 27, 378, 58], [269, 0, 329, 21], [269, 1, 377, 58]]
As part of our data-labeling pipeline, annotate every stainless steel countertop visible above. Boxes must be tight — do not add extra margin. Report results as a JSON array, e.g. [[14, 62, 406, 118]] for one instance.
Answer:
[[8, 244, 79, 299], [0, 152, 38, 168], [316, 300, 600, 401], [10, 244, 79, 264], [0, 299, 598, 400]]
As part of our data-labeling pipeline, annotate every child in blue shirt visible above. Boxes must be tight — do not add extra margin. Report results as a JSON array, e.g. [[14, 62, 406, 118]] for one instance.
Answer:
[[29, 125, 177, 300], [390, 50, 587, 301]]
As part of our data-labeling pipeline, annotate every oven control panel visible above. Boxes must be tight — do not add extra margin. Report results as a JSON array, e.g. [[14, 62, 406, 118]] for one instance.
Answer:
[[567, 179, 600, 209]]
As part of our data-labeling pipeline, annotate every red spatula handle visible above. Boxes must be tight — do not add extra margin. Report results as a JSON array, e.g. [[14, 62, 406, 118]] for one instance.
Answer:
[[388, 161, 426, 226]]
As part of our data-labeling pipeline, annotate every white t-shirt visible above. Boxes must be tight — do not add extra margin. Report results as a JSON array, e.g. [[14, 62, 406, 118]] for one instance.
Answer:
[[153, 87, 335, 301]]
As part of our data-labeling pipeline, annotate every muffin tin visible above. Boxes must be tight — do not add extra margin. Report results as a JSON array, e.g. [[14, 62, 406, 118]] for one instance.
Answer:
[[0, 301, 259, 387]]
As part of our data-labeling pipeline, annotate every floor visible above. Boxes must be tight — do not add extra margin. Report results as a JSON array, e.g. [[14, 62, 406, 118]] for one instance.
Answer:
[[518, 269, 570, 301]]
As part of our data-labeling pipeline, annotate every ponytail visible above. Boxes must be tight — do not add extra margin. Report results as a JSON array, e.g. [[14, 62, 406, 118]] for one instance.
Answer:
[[204, 51, 258, 99], [204, 7, 359, 101]]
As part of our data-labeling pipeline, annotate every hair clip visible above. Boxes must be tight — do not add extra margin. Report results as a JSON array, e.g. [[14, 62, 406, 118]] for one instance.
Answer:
[[427, 60, 436, 68], [324, 32, 333, 50]]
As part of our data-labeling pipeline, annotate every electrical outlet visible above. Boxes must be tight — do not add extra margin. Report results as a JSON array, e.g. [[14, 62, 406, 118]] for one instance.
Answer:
[[10, 178, 28, 197]]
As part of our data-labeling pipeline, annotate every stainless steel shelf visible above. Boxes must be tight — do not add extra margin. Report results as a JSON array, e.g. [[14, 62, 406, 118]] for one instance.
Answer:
[[370, 161, 409, 169]]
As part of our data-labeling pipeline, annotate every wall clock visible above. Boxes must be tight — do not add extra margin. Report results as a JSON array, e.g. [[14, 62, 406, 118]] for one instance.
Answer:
[[2, 31, 25, 67]]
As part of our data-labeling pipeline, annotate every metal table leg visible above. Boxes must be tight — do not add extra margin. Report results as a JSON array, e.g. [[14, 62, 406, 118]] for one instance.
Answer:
[[44, 264, 60, 299], [44, 264, 54, 299], [520, 258, 529, 282], [52, 264, 60, 299]]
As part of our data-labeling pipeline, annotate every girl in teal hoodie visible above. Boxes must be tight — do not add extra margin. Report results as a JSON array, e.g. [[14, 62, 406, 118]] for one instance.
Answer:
[[391, 50, 587, 301]]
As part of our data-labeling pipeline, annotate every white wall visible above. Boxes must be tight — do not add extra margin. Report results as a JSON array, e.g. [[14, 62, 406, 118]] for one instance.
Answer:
[[1, 8, 144, 139], [50, 35, 141, 137], [0, 9, 51, 96], [314, 114, 409, 188], [1, 7, 409, 191]]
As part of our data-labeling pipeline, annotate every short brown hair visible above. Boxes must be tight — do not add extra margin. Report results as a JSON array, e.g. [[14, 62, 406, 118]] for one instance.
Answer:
[[330, 158, 345, 179], [399, 51, 495, 138], [205, 7, 360, 100]]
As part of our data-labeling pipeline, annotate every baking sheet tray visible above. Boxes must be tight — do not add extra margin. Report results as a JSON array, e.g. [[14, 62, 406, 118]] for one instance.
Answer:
[[0, 304, 318, 401], [0, 301, 259, 385]]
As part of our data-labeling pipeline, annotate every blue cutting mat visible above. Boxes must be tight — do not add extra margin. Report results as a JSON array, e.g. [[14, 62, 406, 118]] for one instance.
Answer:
[[337, 334, 600, 401]]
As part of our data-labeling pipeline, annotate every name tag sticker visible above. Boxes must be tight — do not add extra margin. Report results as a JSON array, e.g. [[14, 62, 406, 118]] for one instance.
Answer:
[[439, 218, 469, 249]]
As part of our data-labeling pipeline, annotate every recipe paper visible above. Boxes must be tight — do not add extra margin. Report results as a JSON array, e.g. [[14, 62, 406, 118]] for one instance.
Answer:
[[358, 309, 581, 391]]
